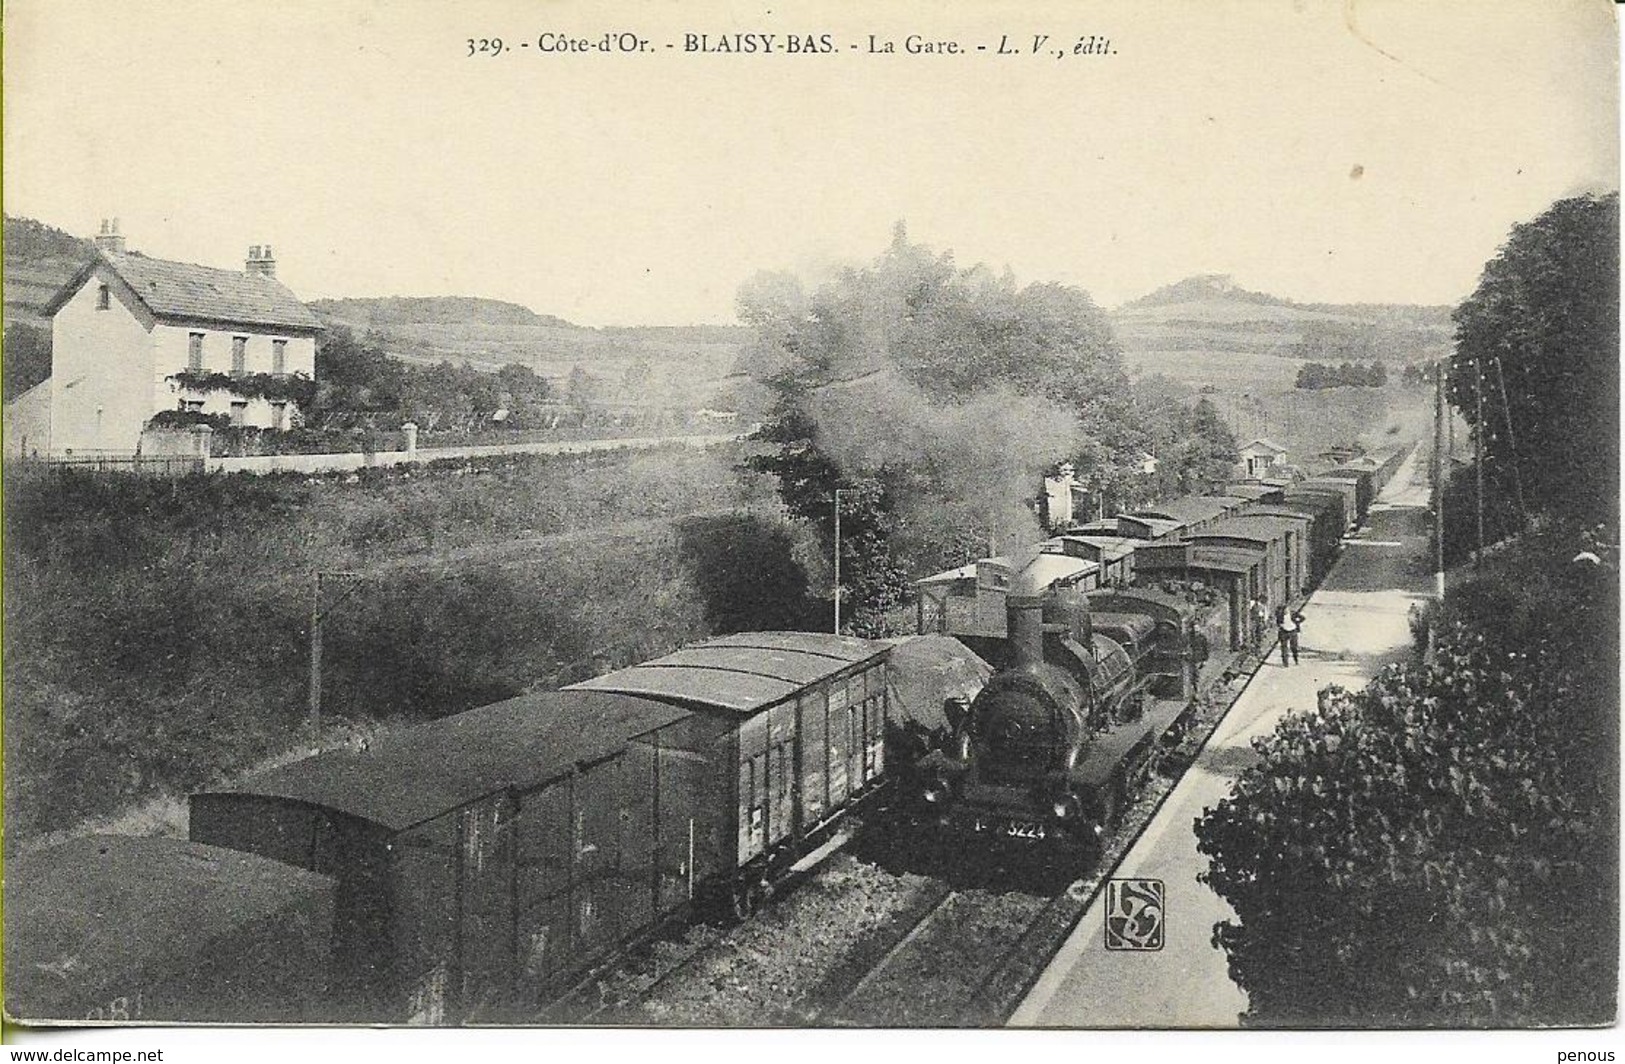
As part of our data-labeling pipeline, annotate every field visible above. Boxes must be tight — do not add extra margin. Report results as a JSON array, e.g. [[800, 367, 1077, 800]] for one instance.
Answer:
[[2, 441, 822, 847], [1125, 345, 1433, 465], [315, 304, 754, 411]]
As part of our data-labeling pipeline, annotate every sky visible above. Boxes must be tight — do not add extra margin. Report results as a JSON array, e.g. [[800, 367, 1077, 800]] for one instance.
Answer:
[[4, 0, 1618, 326]]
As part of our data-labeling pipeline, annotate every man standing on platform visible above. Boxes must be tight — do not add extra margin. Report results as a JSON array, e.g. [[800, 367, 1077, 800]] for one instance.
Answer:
[[1276, 604, 1303, 666]]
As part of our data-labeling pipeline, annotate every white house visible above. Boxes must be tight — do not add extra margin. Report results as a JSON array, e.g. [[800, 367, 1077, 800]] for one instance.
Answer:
[[40, 222, 323, 455], [1238, 437, 1289, 479]]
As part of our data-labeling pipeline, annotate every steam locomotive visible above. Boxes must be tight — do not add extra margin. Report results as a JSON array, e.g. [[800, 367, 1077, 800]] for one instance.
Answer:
[[913, 564, 1209, 851]]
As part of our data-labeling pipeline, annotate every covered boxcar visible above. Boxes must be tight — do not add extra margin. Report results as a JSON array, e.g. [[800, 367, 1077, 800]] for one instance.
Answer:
[[1283, 482, 1351, 538], [1321, 466, 1377, 521], [573, 631, 892, 916], [192, 632, 891, 1025], [4, 836, 334, 1024], [1188, 514, 1307, 605], [191, 690, 701, 1023], [1247, 504, 1336, 588], [1292, 477, 1360, 531]]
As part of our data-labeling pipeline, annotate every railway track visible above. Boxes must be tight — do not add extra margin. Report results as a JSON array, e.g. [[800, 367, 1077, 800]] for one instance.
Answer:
[[813, 647, 1272, 1027]]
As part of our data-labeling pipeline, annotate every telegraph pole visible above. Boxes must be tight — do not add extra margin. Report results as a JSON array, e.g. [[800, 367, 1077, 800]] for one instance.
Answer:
[[1433, 359, 1446, 602], [1474, 360, 1485, 567], [309, 570, 364, 736], [832, 489, 843, 635], [1491, 356, 1529, 528], [309, 572, 323, 734]]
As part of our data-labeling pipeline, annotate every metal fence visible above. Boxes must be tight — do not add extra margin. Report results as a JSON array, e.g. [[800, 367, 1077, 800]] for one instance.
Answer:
[[23, 454, 206, 478]]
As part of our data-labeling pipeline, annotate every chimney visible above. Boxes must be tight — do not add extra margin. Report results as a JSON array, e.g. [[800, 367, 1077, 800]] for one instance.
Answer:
[[93, 218, 126, 254], [246, 244, 277, 278]]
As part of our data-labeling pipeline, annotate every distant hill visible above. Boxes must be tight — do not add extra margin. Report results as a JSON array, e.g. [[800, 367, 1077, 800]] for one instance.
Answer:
[[1113, 274, 1454, 363], [4, 216, 95, 327], [309, 296, 576, 330]]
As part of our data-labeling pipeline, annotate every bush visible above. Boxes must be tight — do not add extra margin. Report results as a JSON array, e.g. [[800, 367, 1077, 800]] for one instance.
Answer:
[[1195, 525, 1617, 1026], [147, 409, 231, 432]]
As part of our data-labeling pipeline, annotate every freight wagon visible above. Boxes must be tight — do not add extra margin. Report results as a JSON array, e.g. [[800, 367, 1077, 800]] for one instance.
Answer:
[[191, 632, 890, 1024], [4, 836, 334, 1024]]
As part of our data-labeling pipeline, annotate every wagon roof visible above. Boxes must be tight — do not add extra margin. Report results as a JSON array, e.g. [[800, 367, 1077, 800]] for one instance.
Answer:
[[1116, 514, 1184, 539], [572, 631, 889, 715], [1295, 478, 1357, 493], [915, 563, 978, 587], [205, 690, 691, 831], [1185, 543, 1267, 574], [1190, 515, 1303, 543], [1241, 506, 1313, 524], [1222, 484, 1280, 501], [4, 835, 330, 1016], [1271, 493, 1340, 515], [1052, 534, 1140, 561], [1002, 551, 1099, 591], [1133, 495, 1248, 526]]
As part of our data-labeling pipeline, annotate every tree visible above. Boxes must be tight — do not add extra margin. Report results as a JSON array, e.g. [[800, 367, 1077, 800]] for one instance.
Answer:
[[621, 359, 652, 398], [3, 322, 52, 402], [739, 225, 1120, 631], [565, 364, 599, 409], [1449, 192, 1619, 523], [1196, 527, 1616, 1027]]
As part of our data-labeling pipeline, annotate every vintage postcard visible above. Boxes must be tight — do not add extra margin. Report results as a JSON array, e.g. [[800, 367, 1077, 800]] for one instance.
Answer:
[[2, 0, 1618, 1059]]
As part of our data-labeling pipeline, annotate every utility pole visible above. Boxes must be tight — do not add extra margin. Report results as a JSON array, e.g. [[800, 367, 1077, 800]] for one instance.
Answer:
[[310, 570, 364, 736], [832, 489, 843, 635], [1491, 356, 1529, 528], [309, 572, 322, 735], [1474, 360, 1485, 568], [1433, 359, 1446, 602]]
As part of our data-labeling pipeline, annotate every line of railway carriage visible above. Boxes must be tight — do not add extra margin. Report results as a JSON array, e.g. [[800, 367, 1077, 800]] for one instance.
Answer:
[[5, 448, 1408, 1027], [908, 445, 1409, 853]]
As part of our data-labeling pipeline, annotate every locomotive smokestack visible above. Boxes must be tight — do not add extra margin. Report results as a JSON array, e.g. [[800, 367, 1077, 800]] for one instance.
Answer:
[[1006, 593, 1047, 668], [1005, 556, 1049, 668]]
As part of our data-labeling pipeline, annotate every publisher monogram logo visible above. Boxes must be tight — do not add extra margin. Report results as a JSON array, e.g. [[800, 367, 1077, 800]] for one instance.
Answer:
[[1104, 877, 1165, 951]]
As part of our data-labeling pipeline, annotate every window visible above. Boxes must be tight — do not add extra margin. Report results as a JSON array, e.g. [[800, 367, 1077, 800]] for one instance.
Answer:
[[229, 401, 247, 427], [271, 402, 287, 430], [188, 333, 204, 371], [182, 400, 205, 413], [231, 337, 247, 377], [96, 284, 110, 310], [271, 339, 287, 376]]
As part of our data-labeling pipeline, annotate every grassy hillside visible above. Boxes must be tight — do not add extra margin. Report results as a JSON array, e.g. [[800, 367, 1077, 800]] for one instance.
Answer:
[[4, 216, 94, 327], [1114, 275, 1446, 465], [1114, 274, 1453, 362], [3, 442, 821, 845], [313, 297, 752, 411]]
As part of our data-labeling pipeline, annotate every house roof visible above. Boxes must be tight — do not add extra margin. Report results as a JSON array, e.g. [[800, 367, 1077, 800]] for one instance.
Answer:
[[44, 251, 324, 333], [1240, 438, 1289, 455]]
